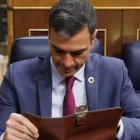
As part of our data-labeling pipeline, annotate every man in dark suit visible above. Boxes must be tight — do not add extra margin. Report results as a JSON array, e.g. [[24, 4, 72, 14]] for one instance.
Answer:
[[0, 0, 140, 140]]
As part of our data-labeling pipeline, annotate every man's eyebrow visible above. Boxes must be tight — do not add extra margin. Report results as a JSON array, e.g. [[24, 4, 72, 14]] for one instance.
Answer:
[[50, 43, 59, 49], [75, 47, 88, 52], [50, 42, 89, 52], [50, 43, 65, 52]]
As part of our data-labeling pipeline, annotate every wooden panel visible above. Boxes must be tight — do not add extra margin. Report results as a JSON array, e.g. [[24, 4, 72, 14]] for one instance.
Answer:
[[13, 10, 50, 38], [8, 0, 140, 8], [123, 10, 140, 44], [13, 0, 56, 7], [90, 0, 140, 7], [29, 29, 48, 36], [89, 0, 123, 7], [123, 0, 140, 7], [96, 10, 122, 57]]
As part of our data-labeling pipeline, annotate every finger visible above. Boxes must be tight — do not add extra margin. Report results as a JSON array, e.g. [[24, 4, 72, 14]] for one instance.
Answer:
[[6, 117, 36, 138], [10, 113, 38, 134], [5, 127, 37, 140], [4, 132, 24, 140], [7, 113, 39, 138], [6, 120, 30, 136]]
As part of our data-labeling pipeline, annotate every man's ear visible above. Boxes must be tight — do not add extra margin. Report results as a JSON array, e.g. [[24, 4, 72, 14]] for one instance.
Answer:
[[48, 29, 51, 50], [90, 29, 97, 48], [48, 32, 50, 40], [48, 28, 51, 40]]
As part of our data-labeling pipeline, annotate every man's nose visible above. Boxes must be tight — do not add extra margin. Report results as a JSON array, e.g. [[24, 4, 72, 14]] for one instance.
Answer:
[[62, 54, 74, 67]]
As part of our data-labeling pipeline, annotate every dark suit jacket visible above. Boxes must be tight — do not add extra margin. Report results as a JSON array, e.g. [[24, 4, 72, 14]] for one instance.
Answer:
[[0, 54, 140, 139]]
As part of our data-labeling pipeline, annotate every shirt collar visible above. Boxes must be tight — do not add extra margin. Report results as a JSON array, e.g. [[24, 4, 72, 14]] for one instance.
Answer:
[[50, 57, 64, 85], [74, 64, 85, 82]]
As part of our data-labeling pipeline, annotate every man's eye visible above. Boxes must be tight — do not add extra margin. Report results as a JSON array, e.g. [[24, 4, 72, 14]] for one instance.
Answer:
[[55, 49, 65, 54], [72, 51, 83, 56]]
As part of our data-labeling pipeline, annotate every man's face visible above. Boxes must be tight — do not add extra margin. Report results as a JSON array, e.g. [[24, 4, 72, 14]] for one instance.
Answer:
[[49, 27, 95, 78]]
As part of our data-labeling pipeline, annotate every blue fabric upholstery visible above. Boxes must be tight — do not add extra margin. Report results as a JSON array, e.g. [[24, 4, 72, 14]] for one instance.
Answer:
[[9, 36, 49, 64], [122, 41, 140, 97], [9, 36, 103, 64]]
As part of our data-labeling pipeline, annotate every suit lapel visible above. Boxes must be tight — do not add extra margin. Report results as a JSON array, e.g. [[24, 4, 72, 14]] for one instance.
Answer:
[[85, 54, 99, 111], [36, 56, 52, 117]]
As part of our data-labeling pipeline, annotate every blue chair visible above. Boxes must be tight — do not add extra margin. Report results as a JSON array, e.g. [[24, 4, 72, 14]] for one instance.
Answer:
[[122, 41, 140, 97]]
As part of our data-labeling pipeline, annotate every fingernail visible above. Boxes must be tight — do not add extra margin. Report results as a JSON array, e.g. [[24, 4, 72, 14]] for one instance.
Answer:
[[34, 133, 39, 138]]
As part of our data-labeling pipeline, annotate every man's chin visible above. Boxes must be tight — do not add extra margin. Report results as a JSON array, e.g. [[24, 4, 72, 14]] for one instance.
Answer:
[[58, 67, 80, 77], [60, 71, 76, 78]]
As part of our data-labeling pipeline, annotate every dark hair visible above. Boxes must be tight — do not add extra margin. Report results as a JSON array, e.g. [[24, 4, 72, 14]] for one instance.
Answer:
[[48, 0, 96, 39]]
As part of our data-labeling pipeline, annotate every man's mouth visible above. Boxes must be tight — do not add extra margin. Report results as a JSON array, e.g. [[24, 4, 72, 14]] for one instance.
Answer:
[[61, 67, 74, 73]]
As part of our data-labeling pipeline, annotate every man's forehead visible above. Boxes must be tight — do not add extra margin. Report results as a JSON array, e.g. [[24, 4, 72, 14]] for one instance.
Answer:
[[49, 27, 90, 39]]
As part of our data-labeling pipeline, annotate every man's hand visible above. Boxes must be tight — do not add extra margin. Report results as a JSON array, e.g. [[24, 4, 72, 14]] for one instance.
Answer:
[[4, 113, 39, 140]]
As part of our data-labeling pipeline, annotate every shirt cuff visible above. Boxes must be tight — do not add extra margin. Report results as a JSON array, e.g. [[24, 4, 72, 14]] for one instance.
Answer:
[[116, 119, 124, 139], [0, 132, 5, 140]]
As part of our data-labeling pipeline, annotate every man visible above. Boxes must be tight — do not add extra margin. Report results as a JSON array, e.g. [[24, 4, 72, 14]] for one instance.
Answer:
[[0, 0, 140, 139]]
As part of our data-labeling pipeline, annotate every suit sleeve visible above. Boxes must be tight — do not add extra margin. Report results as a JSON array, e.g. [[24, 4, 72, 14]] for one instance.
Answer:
[[0, 64, 18, 136], [119, 60, 140, 140]]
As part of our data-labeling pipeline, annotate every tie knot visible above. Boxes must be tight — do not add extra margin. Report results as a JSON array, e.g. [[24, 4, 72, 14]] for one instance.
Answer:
[[65, 76, 76, 90]]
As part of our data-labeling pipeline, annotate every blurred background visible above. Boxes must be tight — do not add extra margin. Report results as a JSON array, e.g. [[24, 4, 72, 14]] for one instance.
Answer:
[[0, 0, 7, 54], [0, 0, 8, 83]]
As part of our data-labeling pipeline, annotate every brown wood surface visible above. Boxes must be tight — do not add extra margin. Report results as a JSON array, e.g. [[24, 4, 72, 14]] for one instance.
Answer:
[[7, 0, 140, 57], [9, 0, 140, 7], [13, 10, 50, 38], [90, 0, 140, 7], [11, 0, 56, 7], [123, 10, 140, 43], [96, 10, 122, 57]]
